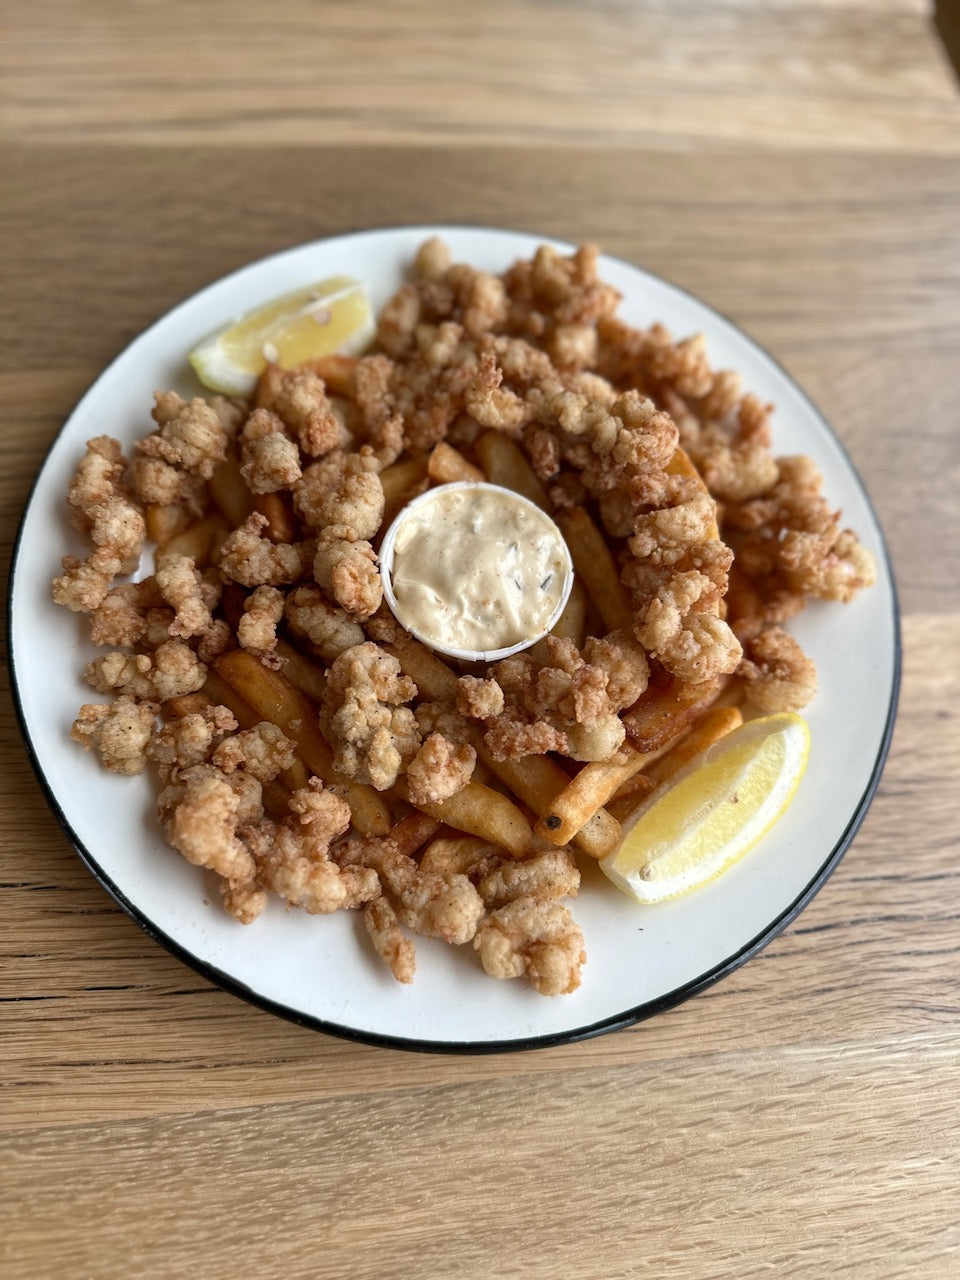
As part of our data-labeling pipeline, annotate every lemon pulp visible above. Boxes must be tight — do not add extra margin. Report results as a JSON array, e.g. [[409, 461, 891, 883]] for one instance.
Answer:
[[601, 712, 810, 905], [189, 276, 373, 395]]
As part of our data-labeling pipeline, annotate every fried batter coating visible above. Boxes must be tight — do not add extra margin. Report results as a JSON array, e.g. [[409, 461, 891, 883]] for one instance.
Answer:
[[582, 630, 650, 710], [154, 551, 213, 639], [237, 585, 284, 657], [220, 512, 314, 587], [477, 848, 580, 909], [313, 529, 382, 619], [71, 697, 156, 775], [147, 704, 238, 781], [148, 392, 229, 474], [158, 763, 259, 881], [478, 637, 624, 762], [405, 732, 476, 805], [284, 584, 365, 659], [270, 370, 348, 457], [89, 580, 160, 647], [321, 642, 420, 791], [295, 448, 384, 538], [363, 897, 416, 983], [737, 626, 818, 712], [239, 408, 302, 494], [456, 675, 505, 721], [212, 721, 297, 782], [84, 639, 206, 702], [474, 898, 585, 995]]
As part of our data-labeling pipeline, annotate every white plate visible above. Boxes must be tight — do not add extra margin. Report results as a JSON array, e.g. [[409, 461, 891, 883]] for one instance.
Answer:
[[9, 226, 900, 1052]]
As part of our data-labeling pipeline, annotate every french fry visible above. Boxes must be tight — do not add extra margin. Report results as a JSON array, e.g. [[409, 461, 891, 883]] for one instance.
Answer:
[[482, 752, 622, 860], [419, 835, 496, 877], [380, 455, 429, 505], [530, 577, 588, 661], [556, 507, 633, 632], [202, 668, 263, 729], [273, 637, 328, 703], [427, 441, 485, 485], [641, 705, 744, 789], [475, 431, 550, 510], [398, 778, 532, 859], [162, 691, 211, 719], [209, 453, 255, 527], [214, 650, 391, 835], [304, 353, 359, 397], [253, 491, 297, 544], [534, 745, 656, 847], [384, 633, 459, 701], [606, 778, 656, 825], [622, 673, 728, 753], [164, 512, 231, 565], [387, 813, 443, 859], [145, 502, 195, 546], [666, 446, 720, 540]]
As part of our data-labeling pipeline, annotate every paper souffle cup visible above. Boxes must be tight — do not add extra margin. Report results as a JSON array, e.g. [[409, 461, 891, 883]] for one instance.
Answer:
[[379, 480, 574, 664]]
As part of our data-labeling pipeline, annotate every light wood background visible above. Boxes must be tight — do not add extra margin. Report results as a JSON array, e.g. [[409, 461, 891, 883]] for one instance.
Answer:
[[2, 3, 959, 1278]]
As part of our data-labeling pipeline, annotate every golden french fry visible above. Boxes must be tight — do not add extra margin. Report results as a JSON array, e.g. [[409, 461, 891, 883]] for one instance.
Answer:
[[388, 813, 444, 859], [273, 637, 328, 703], [399, 779, 532, 859], [164, 512, 231, 566], [209, 453, 255, 527], [162, 691, 211, 719], [530, 578, 588, 662], [642, 705, 744, 789], [145, 502, 194, 546], [481, 751, 621, 860], [253, 491, 297, 544], [304, 353, 359, 397], [622, 673, 728, 753], [380, 455, 429, 504], [427, 441, 485, 485], [534, 745, 658, 847], [606, 778, 656, 825], [475, 431, 550, 510], [214, 650, 391, 835], [384, 633, 459, 701], [419, 835, 496, 877], [202, 669, 262, 729], [556, 507, 633, 632]]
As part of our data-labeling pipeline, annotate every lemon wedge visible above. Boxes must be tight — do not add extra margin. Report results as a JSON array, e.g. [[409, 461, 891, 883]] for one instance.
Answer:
[[601, 712, 810, 905], [189, 276, 374, 395]]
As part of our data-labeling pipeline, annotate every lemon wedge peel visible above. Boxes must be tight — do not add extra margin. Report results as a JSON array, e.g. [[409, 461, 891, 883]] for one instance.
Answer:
[[189, 276, 374, 395], [600, 712, 810, 906]]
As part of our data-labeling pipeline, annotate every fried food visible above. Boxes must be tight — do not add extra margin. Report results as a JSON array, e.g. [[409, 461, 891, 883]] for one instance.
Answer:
[[54, 238, 875, 997]]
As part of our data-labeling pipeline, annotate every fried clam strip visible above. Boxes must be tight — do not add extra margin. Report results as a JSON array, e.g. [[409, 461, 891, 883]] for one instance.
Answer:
[[380, 628, 621, 859], [214, 649, 391, 836]]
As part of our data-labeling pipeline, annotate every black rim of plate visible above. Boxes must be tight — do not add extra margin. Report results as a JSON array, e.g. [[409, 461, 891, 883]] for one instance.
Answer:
[[7, 225, 902, 1055]]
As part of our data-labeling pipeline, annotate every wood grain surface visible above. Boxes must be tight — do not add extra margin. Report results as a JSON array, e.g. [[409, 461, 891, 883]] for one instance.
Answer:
[[3, 4, 960, 1279]]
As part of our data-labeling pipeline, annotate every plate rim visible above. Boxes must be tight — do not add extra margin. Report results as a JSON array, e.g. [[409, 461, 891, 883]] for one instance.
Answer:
[[7, 223, 902, 1054]]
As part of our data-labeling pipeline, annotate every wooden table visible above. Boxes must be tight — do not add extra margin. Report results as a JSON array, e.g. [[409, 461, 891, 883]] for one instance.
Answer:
[[3, 3, 959, 1276]]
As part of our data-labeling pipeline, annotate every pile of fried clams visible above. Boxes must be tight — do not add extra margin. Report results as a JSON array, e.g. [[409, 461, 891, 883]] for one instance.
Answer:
[[54, 239, 875, 996]]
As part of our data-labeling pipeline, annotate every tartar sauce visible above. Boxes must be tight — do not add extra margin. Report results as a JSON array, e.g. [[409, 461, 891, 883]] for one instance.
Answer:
[[382, 482, 573, 659]]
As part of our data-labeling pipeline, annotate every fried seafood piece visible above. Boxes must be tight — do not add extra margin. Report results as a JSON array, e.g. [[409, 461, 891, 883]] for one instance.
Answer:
[[723, 456, 876, 603], [158, 762, 262, 887], [456, 675, 505, 721], [219, 512, 314, 587], [632, 563, 743, 684], [268, 369, 349, 457], [502, 243, 620, 343], [363, 897, 416, 984], [237, 585, 284, 659], [212, 721, 297, 782], [154, 551, 214, 639], [339, 835, 485, 947], [84, 639, 206, 702], [582, 630, 650, 710], [737, 626, 818, 713], [88, 579, 163, 647], [147, 704, 238, 782], [474, 897, 585, 996], [686, 423, 778, 504], [284, 585, 365, 659], [238, 408, 302, 494], [243, 781, 377, 916], [405, 732, 476, 806], [476, 848, 580, 910], [52, 436, 147, 613], [475, 636, 625, 762], [70, 696, 157, 775], [130, 393, 229, 511], [321, 642, 420, 791], [313, 529, 382, 619], [294, 448, 385, 538]]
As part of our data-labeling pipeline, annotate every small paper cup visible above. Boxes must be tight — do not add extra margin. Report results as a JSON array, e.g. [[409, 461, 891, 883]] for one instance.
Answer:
[[379, 481, 574, 664]]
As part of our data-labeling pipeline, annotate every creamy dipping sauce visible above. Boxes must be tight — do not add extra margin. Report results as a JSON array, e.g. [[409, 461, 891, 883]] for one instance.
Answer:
[[382, 482, 573, 659]]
